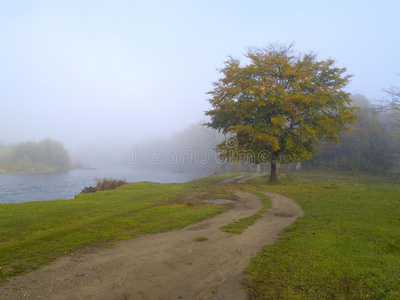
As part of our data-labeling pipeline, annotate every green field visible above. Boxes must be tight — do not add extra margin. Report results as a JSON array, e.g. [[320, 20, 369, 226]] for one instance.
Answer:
[[244, 172, 400, 299], [1, 171, 399, 299]]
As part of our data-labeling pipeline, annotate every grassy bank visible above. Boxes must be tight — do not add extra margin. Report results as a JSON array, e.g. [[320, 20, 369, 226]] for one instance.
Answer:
[[244, 172, 400, 299], [0, 174, 237, 282]]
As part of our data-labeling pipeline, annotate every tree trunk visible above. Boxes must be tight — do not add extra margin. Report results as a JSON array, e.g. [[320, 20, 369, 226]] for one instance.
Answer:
[[270, 162, 277, 182]]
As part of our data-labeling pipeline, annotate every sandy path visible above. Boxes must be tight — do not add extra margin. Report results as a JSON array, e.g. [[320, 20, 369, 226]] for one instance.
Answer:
[[0, 178, 303, 300]]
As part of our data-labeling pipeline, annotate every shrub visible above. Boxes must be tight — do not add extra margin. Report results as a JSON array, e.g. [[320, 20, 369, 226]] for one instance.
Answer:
[[95, 178, 127, 191]]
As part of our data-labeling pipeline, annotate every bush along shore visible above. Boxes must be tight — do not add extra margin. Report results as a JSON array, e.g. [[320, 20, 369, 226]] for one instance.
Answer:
[[79, 178, 127, 194]]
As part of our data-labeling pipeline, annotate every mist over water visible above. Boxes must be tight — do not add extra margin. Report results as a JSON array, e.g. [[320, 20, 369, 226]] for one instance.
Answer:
[[0, 167, 213, 204], [0, 124, 233, 204]]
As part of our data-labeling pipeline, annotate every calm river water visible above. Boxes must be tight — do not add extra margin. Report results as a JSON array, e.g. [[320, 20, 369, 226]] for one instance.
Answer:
[[0, 167, 213, 204]]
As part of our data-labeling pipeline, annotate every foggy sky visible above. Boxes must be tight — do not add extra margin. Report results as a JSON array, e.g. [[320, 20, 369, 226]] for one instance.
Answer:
[[1, 0, 399, 163]]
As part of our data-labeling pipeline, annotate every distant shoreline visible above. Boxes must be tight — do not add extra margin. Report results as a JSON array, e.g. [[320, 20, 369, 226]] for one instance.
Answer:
[[0, 165, 96, 175], [69, 164, 97, 171]]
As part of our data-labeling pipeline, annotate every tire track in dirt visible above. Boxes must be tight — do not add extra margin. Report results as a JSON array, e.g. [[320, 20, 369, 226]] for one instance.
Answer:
[[0, 176, 303, 300]]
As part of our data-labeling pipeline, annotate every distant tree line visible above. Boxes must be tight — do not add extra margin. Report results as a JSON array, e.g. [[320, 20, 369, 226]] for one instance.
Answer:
[[129, 93, 400, 176], [125, 123, 224, 172], [0, 139, 70, 173], [126, 87, 400, 177], [306, 94, 400, 175], [181, 93, 400, 176]]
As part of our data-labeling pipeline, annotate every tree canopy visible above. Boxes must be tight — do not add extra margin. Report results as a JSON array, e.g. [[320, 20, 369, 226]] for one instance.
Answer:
[[205, 44, 357, 181]]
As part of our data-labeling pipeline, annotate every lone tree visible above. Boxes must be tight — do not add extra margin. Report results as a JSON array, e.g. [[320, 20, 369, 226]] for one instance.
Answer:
[[205, 44, 357, 181]]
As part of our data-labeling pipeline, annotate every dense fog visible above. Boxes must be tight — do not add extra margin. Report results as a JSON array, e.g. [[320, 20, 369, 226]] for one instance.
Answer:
[[1, 1, 399, 171]]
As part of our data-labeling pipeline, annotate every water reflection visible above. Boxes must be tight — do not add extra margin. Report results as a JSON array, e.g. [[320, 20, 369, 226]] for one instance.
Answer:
[[0, 167, 212, 204]]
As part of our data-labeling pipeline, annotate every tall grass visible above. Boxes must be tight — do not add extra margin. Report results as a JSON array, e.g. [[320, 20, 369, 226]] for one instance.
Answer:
[[95, 178, 127, 191]]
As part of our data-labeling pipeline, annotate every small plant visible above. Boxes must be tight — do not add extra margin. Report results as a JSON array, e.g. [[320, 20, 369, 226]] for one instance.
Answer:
[[95, 178, 127, 191], [193, 236, 208, 242], [80, 186, 97, 194]]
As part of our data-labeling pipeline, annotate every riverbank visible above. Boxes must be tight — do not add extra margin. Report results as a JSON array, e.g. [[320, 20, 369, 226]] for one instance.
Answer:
[[0, 167, 214, 204], [0, 174, 238, 282]]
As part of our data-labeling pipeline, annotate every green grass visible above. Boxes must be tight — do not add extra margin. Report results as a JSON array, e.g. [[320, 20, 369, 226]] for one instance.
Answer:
[[184, 173, 240, 188], [2, 170, 399, 299], [0, 175, 237, 282], [219, 191, 271, 234], [193, 236, 208, 242], [244, 172, 400, 299]]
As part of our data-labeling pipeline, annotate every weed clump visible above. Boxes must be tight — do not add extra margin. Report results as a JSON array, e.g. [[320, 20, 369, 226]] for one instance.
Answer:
[[80, 178, 127, 194], [95, 178, 127, 191]]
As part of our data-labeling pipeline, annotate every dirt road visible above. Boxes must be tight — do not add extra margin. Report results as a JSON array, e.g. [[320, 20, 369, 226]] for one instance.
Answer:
[[0, 179, 303, 300]]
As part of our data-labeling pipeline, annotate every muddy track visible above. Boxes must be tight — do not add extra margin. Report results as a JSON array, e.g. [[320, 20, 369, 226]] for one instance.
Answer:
[[0, 176, 303, 300]]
